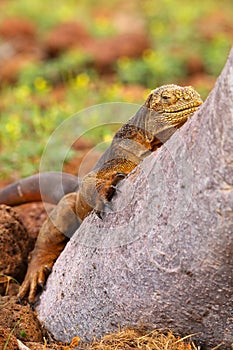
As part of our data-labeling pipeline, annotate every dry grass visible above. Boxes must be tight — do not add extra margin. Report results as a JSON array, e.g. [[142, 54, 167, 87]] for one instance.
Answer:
[[79, 328, 199, 350]]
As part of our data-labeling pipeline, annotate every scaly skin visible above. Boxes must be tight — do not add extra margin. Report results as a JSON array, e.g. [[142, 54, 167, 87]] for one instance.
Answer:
[[13, 84, 203, 303]]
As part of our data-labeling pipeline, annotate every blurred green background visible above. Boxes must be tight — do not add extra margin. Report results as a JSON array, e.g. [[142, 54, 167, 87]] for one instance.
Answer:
[[0, 0, 232, 179]]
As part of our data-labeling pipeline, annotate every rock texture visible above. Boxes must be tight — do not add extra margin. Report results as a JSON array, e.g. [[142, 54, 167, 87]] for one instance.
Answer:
[[38, 48, 233, 349]]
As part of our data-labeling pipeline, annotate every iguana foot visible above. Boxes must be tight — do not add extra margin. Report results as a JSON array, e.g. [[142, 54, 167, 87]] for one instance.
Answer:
[[107, 172, 127, 200], [17, 192, 79, 303], [78, 166, 132, 220], [17, 253, 54, 304], [93, 172, 127, 218], [17, 240, 67, 304], [90, 172, 128, 217]]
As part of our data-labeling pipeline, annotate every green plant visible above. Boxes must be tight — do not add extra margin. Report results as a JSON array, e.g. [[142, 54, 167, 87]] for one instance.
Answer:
[[202, 34, 232, 76], [18, 50, 92, 87], [19, 329, 27, 338], [117, 50, 186, 87]]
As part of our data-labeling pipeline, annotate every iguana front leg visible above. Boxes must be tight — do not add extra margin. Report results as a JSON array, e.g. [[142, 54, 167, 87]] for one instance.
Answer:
[[18, 192, 81, 303], [77, 159, 137, 219]]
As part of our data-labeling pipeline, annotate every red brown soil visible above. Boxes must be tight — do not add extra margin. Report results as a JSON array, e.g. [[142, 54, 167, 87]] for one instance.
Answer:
[[44, 21, 91, 57], [197, 10, 233, 41], [0, 17, 36, 41], [0, 296, 45, 342], [0, 205, 29, 286], [0, 17, 42, 83], [84, 32, 150, 73], [0, 205, 48, 349], [0, 17, 151, 84], [0, 326, 18, 350], [0, 54, 39, 84]]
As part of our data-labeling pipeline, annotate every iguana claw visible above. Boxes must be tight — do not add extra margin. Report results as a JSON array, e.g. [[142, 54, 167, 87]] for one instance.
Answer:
[[95, 210, 103, 220], [17, 260, 54, 304]]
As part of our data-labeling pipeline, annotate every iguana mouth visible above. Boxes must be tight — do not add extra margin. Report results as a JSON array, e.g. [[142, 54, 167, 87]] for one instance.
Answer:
[[164, 101, 203, 114]]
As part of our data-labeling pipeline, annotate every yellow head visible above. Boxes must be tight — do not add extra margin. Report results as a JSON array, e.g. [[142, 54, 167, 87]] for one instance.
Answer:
[[145, 84, 203, 125]]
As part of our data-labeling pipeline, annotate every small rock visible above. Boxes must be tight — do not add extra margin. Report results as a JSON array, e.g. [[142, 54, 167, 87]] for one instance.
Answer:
[[0, 297, 45, 342], [0, 205, 29, 288]]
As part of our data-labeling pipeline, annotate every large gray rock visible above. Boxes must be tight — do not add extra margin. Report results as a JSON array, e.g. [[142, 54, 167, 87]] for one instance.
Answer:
[[37, 48, 233, 349]]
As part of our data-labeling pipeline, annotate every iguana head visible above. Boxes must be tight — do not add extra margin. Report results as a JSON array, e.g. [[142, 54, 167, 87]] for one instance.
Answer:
[[145, 84, 203, 126]]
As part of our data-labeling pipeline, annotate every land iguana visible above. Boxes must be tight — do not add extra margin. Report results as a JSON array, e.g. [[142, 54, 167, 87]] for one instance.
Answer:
[[0, 84, 203, 303]]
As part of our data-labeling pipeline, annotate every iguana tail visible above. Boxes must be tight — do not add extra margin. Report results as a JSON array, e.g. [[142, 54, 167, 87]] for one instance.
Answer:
[[0, 172, 79, 206]]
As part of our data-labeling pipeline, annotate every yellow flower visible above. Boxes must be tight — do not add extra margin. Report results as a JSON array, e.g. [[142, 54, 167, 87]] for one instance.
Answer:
[[142, 49, 156, 62], [5, 114, 21, 139], [75, 73, 90, 87], [15, 85, 31, 101], [34, 77, 49, 91]]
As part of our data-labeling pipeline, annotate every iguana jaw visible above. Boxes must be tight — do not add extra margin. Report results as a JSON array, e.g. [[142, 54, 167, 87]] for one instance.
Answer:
[[163, 102, 202, 125], [164, 101, 202, 115]]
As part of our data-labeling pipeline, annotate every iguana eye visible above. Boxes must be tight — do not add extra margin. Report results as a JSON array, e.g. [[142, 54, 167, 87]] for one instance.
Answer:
[[161, 95, 170, 101]]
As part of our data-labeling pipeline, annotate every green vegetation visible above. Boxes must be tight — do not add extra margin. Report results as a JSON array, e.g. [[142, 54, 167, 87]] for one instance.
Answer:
[[117, 50, 186, 87], [0, 0, 232, 179], [19, 329, 27, 338]]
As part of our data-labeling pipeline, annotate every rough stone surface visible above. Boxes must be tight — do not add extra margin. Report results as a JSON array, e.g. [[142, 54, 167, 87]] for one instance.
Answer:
[[37, 48, 233, 349]]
